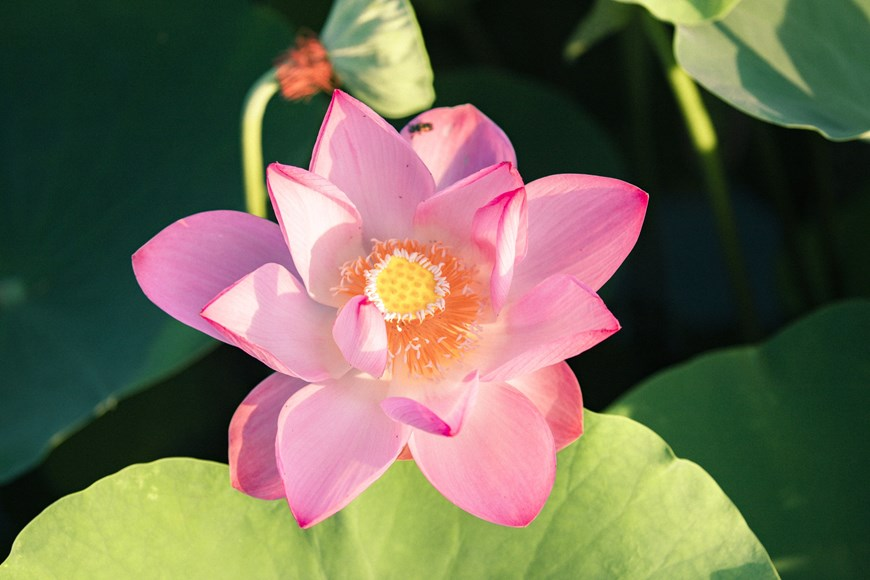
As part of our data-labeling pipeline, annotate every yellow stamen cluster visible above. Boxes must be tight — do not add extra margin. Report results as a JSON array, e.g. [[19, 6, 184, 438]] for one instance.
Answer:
[[336, 239, 481, 378], [365, 250, 448, 322]]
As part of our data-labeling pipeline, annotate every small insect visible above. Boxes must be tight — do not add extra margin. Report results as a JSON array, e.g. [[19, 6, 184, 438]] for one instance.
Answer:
[[408, 122, 433, 136]]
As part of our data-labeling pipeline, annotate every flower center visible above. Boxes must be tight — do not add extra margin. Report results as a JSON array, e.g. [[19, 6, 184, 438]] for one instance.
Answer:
[[336, 239, 482, 378], [365, 251, 448, 322]]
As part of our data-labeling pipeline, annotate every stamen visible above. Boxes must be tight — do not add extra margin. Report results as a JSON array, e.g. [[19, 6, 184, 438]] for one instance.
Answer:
[[335, 239, 482, 378], [363, 249, 449, 322]]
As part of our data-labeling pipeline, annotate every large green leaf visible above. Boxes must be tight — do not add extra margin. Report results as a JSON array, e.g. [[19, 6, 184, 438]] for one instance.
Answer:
[[0, 0, 326, 482], [1, 413, 777, 578], [608, 301, 870, 579], [675, 0, 870, 140], [613, 0, 742, 24]]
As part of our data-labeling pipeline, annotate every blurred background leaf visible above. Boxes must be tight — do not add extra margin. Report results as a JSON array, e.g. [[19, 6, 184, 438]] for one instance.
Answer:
[[564, 0, 633, 62], [321, 0, 435, 117], [676, 0, 870, 140], [2, 412, 777, 578], [608, 300, 870, 579], [0, 0, 331, 483]]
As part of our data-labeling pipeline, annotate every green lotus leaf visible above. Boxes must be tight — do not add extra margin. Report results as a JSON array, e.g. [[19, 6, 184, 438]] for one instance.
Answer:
[[613, 0, 742, 24], [609, 300, 870, 579], [675, 0, 870, 140], [2, 412, 776, 578]]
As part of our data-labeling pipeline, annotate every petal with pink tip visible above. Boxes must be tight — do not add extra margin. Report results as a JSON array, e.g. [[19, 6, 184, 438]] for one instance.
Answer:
[[267, 163, 365, 307], [309, 90, 435, 241], [410, 382, 555, 527], [201, 263, 349, 382], [475, 274, 620, 382], [132, 210, 295, 342], [413, 162, 524, 248], [401, 105, 517, 190], [472, 187, 528, 315], [506, 362, 583, 451], [332, 295, 388, 377], [276, 375, 410, 528], [511, 174, 648, 298], [381, 372, 479, 436], [229, 372, 308, 500]]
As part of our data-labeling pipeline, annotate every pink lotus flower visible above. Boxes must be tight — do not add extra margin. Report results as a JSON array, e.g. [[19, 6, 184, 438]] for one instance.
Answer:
[[133, 90, 647, 528]]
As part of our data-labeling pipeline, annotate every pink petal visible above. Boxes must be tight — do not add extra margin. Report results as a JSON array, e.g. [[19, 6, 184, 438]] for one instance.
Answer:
[[381, 372, 479, 436], [267, 163, 365, 307], [309, 90, 435, 241], [472, 187, 528, 315], [475, 274, 620, 382], [132, 210, 295, 342], [410, 383, 555, 527], [229, 372, 308, 500], [413, 162, 524, 250], [506, 362, 583, 451], [201, 263, 349, 382], [276, 375, 410, 528], [511, 174, 648, 298], [401, 104, 517, 190], [332, 295, 388, 377]]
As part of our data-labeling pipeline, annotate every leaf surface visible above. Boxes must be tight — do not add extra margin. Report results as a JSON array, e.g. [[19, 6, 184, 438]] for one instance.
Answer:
[[676, 0, 870, 140], [609, 300, 870, 579], [2, 413, 777, 578]]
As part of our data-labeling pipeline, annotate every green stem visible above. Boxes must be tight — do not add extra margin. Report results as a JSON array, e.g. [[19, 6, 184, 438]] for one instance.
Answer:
[[642, 15, 761, 340], [241, 68, 280, 218]]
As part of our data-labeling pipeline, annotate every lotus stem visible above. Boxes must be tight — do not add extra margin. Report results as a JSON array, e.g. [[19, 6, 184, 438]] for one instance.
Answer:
[[241, 67, 280, 219]]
